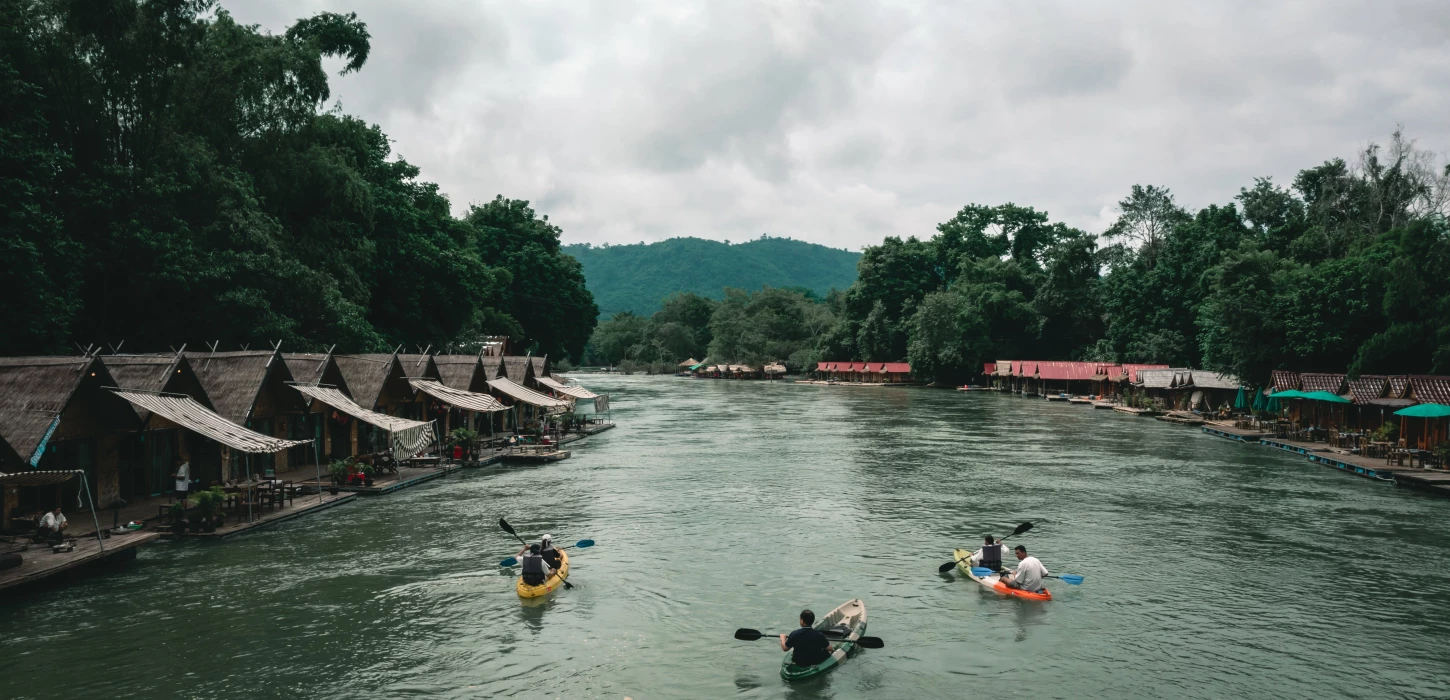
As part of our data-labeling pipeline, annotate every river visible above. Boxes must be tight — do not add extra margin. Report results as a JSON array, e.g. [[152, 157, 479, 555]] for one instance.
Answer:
[[3, 375, 1448, 699]]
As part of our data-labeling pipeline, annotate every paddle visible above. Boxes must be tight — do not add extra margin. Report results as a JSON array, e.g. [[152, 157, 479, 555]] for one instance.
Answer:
[[733, 628, 884, 649], [499, 539, 595, 567], [937, 521, 1033, 573], [498, 518, 573, 589], [970, 566, 1084, 585]]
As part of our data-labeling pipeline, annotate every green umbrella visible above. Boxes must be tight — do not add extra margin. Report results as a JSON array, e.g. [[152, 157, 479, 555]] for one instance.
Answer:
[[1394, 403, 1450, 418], [1269, 389, 1305, 399], [1234, 386, 1247, 410], [1251, 387, 1265, 412], [1301, 391, 1351, 404]]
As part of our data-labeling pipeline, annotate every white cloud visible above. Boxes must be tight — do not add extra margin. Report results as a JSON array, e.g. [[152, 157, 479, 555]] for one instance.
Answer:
[[227, 0, 1450, 250]]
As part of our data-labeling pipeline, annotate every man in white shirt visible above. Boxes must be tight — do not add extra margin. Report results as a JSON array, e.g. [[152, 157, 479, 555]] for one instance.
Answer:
[[36, 507, 67, 543], [173, 457, 191, 505], [1001, 545, 1049, 593]]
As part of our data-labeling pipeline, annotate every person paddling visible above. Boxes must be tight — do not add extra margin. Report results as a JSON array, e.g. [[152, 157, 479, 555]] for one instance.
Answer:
[[1000, 545, 1049, 593], [780, 609, 833, 667], [518, 543, 552, 586], [977, 535, 1005, 572], [539, 534, 561, 569]]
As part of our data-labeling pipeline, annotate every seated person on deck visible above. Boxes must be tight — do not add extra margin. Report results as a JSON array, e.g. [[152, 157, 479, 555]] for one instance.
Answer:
[[780, 609, 833, 666], [34, 507, 67, 544]]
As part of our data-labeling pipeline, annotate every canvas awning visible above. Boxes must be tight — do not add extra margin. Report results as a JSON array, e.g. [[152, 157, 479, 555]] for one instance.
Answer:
[[409, 379, 508, 412], [535, 376, 599, 400], [0, 469, 84, 487], [288, 384, 434, 460], [488, 377, 572, 412], [111, 389, 310, 454]]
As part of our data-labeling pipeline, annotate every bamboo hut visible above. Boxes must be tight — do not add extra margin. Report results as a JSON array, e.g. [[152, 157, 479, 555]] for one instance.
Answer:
[[184, 350, 306, 480], [0, 356, 138, 531], [102, 353, 218, 500]]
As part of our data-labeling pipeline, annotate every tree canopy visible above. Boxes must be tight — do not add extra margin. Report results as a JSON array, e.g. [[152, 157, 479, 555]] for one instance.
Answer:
[[832, 131, 1450, 385], [0, 0, 595, 359]]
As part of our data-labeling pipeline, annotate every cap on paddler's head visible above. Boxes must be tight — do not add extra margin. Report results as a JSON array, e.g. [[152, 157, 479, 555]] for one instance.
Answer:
[[542, 534, 552, 542]]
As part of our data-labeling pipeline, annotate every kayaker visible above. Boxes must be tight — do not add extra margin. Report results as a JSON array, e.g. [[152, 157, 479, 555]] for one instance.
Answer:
[[518, 544, 552, 586], [978, 535, 1005, 572], [539, 534, 561, 569], [779, 609, 833, 666], [1001, 545, 1049, 593]]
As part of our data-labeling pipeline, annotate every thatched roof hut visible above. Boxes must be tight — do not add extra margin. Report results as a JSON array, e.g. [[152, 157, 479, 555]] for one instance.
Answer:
[[481, 356, 503, 381], [0, 356, 136, 467], [333, 354, 396, 410], [530, 356, 549, 379], [433, 355, 486, 392], [102, 354, 214, 422], [184, 350, 305, 424], [501, 356, 533, 384]]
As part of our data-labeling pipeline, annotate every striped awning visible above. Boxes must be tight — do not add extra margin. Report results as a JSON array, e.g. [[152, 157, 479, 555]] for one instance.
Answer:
[[111, 389, 310, 454], [487, 377, 572, 412], [410, 379, 508, 412], [0, 469, 82, 486], [535, 376, 599, 400], [288, 385, 429, 433]]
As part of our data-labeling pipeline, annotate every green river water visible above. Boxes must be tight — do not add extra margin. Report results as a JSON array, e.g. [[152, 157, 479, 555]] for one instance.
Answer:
[[3, 375, 1449, 699]]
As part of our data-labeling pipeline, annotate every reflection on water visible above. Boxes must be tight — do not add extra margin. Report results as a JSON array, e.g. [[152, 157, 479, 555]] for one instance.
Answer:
[[2, 375, 1449, 699]]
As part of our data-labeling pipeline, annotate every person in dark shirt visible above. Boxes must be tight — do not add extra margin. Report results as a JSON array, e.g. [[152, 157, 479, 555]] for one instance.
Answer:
[[779, 609, 833, 666]]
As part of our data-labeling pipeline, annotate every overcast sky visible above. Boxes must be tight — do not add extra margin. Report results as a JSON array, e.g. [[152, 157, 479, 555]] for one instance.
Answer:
[[230, 0, 1450, 250]]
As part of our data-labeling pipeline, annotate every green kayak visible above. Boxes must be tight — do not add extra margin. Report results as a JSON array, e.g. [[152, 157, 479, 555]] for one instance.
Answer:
[[780, 598, 868, 682]]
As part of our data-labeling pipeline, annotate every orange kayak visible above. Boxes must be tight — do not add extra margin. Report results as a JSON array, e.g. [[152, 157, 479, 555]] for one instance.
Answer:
[[954, 548, 1053, 601]]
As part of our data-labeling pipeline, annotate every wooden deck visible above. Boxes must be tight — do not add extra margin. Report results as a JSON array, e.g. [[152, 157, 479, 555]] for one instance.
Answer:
[[1201, 423, 1266, 443], [177, 491, 356, 539], [0, 530, 160, 592], [502, 447, 571, 463], [1112, 406, 1160, 416]]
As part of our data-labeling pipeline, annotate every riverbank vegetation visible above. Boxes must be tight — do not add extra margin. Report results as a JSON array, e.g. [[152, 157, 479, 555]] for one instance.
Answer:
[[592, 131, 1450, 384], [585, 288, 839, 372], [0, 0, 596, 359]]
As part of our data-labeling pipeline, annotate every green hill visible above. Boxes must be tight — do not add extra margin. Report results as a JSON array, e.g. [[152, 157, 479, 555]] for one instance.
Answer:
[[564, 236, 860, 317]]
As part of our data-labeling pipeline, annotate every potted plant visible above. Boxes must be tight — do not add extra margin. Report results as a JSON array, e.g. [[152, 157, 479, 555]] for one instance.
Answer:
[[449, 428, 479, 461], [359, 462, 376, 487], [194, 487, 227, 532], [169, 501, 187, 533], [328, 459, 347, 485]]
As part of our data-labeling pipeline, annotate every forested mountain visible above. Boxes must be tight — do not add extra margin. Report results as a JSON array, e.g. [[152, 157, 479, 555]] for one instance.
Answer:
[[0, 0, 596, 360], [564, 236, 859, 317]]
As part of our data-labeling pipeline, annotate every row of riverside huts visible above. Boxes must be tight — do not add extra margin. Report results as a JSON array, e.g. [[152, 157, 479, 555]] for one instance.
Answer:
[[984, 361, 1246, 410], [676, 359, 789, 380], [0, 347, 605, 534], [811, 362, 914, 383]]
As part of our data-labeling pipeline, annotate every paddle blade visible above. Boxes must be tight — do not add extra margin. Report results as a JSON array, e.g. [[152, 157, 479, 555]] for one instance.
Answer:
[[574, 539, 595, 548], [498, 518, 517, 536], [1013, 521, 1034, 536], [733, 628, 765, 641], [938, 561, 958, 573], [1058, 574, 1085, 585], [853, 636, 885, 649], [970, 567, 996, 577], [499, 557, 518, 567]]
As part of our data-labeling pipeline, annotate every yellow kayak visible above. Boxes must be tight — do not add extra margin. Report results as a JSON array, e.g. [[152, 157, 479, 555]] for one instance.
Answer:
[[516, 549, 569, 598]]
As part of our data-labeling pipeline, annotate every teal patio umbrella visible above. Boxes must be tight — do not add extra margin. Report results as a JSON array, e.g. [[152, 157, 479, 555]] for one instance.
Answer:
[[1234, 386, 1247, 410], [1394, 403, 1450, 418], [1268, 389, 1305, 399], [1301, 391, 1351, 403]]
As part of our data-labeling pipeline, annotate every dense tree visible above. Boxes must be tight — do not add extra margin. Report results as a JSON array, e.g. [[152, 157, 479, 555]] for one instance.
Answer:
[[0, 0, 594, 358]]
